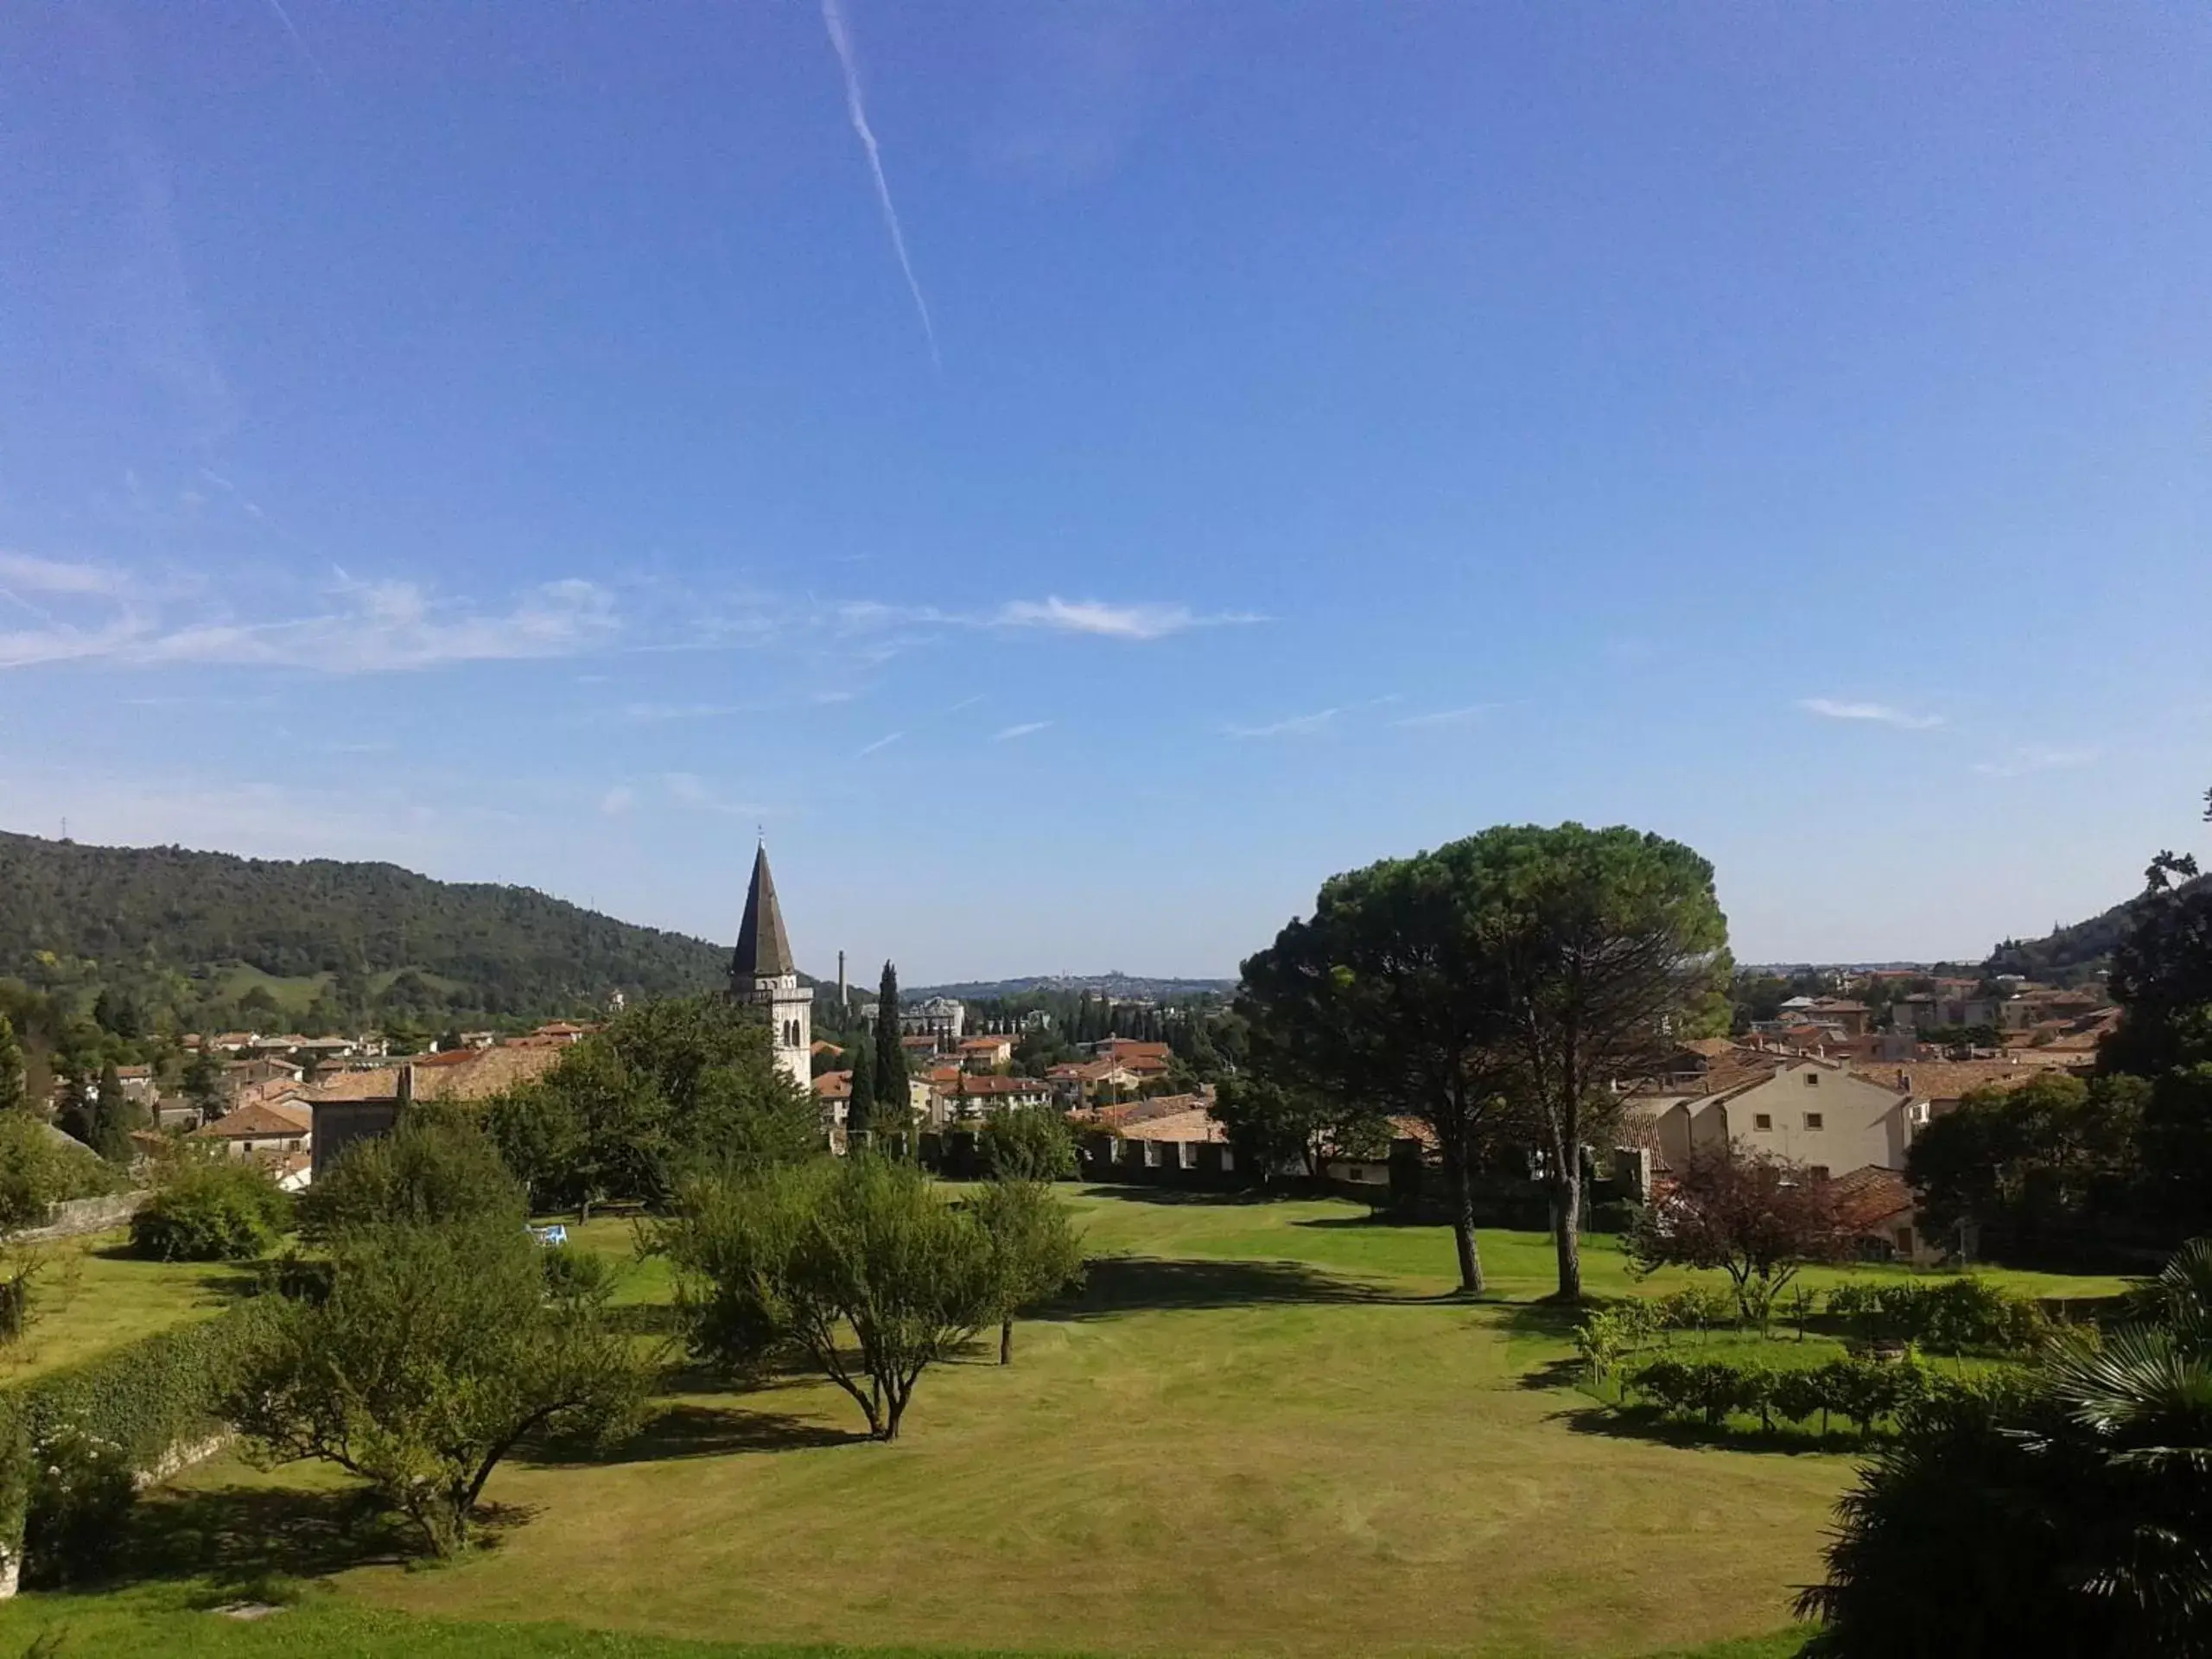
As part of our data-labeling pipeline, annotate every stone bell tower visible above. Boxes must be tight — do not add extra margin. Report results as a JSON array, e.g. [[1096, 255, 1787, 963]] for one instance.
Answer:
[[728, 841, 811, 1092]]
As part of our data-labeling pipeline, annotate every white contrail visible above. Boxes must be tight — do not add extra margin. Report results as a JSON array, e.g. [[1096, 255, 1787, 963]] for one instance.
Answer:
[[819, 0, 939, 366], [263, 0, 332, 86]]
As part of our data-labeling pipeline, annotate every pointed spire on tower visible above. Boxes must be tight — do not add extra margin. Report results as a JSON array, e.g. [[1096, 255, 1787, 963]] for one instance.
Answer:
[[731, 842, 797, 985]]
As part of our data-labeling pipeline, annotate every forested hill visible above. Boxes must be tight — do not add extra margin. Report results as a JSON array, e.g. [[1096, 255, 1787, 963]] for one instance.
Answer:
[[0, 830, 730, 1030], [1986, 870, 2210, 984]]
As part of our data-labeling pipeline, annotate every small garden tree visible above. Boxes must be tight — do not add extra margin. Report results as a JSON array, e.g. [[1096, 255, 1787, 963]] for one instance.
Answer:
[[225, 1214, 647, 1557], [297, 1111, 524, 1243], [662, 1154, 1007, 1440], [969, 1177, 1085, 1365], [1630, 1150, 1856, 1328], [130, 1158, 291, 1261], [976, 1109, 1075, 1182]]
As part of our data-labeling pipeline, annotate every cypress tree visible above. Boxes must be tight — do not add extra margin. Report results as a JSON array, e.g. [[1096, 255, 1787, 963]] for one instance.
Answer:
[[847, 1030, 875, 1140], [874, 962, 905, 1128], [92, 1060, 136, 1161], [0, 1016, 22, 1114]]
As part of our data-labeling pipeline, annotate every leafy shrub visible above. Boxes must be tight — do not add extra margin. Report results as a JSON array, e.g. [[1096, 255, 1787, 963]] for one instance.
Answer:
[[1827, 1278, 2048, 1354], [296, 1112, 523, 1243], [541, 1240, 615, 1301], [22, 1421, 134, 1587], [1626, 1348, 1973, 1440], [1656, 1282, 1738, 1338], [130, 1160, 290, 1261], [1575, 1299, 1668, 1381]]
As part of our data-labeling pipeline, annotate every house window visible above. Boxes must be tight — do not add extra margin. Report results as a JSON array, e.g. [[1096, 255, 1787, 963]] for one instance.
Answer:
[[1804, 1071, 1820, 1086], [1804, 1113, 1823, 1131], [1809, 1165, 1830, 1181], [1753, 1113, 1772, 1131]]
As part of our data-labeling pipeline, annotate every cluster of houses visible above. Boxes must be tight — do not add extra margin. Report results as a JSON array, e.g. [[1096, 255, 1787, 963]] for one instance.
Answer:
[[137, 1022, 591, 1190], [810, 1032, 1185, 1131]]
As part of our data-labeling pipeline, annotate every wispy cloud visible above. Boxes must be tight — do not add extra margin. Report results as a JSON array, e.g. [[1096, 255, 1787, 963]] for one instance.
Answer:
[[613, 702, 752, 725], [1225, 707, 1345, 740], [600, 785, 638, 816], [838, 594, 1259, 645], [856, 731, 905, 758], [0, 553, 124, 599], [0, 569, 618, 674], [1391, 703, 1497, 730], [1974, 747, 2099, 779], [993, 721, 1051, 741], [1798, 697, 1945, 731], [819, 0, 938, 366]]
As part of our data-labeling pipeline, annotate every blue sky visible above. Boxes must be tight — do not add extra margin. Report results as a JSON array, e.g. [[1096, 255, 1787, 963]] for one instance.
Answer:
[[2, 3, 2208, 982]]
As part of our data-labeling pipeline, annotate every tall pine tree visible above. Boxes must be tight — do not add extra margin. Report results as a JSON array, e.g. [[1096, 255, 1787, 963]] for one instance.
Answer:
[[873, 961, 906, 1133]]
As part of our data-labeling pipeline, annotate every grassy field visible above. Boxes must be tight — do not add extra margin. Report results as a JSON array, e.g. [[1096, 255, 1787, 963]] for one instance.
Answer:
[[0, 1229, 250, 1383], [0, 1188, 2128, 1656]]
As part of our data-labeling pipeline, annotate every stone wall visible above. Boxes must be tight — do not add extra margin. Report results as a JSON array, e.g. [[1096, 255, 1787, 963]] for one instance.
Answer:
[[18, 1191, 149, 1243]]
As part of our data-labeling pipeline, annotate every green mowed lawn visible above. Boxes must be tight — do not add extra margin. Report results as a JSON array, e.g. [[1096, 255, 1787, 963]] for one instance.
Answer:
[[1, 1230, 251, 1383], [3, 1188, 2126, 1656]]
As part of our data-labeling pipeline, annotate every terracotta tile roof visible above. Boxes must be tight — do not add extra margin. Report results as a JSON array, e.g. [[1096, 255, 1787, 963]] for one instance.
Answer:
[[1847, 1059, 2049, 1103], [193, 1100, 313, 1140], [1680, 1038, 1742, 1060], [943, 1075, 1050, 1097], [1828, 1165, 1916, 1230], [303, 1068, 403, 1103], [814, 1071, 852, 1099], [1118, 1109, 1225, 1143], [415, 1045, 563, 1101], [810, 1040, 845, 1058], [1087, 1093, 1207, 1129], [299, 1046, 562, 1107]]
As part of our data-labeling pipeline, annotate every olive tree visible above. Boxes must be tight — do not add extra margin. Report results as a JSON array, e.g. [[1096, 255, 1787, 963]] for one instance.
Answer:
[[969, 1177, 1085, 1365], [224, 1215, 647, 1556], [661, 1155, 1014, 1440]]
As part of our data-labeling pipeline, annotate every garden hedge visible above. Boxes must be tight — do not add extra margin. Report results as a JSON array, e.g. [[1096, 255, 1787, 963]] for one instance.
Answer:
[[0, 1308, 252, 1591]]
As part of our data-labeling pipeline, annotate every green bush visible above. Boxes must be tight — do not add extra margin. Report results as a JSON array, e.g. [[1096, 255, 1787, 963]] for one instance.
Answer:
[[1655, 1282, 1738, 1338], [22, 1421, 134, 1587], [0, 1308, 254, 1586], [541, 1239, 615, 1301], [130, 1160, 291, 1261], [1827, 1278, 2048, 1354], [1625, 1348, 1968, 1440]]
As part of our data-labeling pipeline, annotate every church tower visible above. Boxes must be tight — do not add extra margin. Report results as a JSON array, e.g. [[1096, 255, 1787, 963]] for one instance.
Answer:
[[729, 842, 811, 1092]]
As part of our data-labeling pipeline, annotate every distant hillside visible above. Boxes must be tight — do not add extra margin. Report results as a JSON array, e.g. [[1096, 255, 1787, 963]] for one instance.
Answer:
[[1986, 873, 2210, 984], [912, 972, 1236, 1001], [0, 830, 734, 1029]]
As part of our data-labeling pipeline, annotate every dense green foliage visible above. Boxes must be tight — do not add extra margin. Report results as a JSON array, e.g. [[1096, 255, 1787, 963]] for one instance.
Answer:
[[662, 1155, 1065, 1440], [1626, 1351, 1970, 1439], [1241, 822, 1729, 1299], [0, 1310, 257, 1586], [485, 996, 820, 1212], [0, 1015, 22, 1114], [226, 1214, 649, 1556], [967, 1177, 1086, 1365], [1799, 1237, 2212, 1654], [0, 1112, 121, 1235], [974, 1109, 1076, 1182], [0, 828, 737, 1032], [130, 1160, 292, 1262], [297, 1112, 524, 1243]]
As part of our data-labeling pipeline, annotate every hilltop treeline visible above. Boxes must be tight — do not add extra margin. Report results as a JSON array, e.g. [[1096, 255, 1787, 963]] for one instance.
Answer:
[[0, 830, 728, 1034]]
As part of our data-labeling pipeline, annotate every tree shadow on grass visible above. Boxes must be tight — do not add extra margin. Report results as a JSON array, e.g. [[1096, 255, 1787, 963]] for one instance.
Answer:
[[107, 1483, 417, 1597], [527, 1402, 865, 1467], [1076, 1184, 1280, 1207], [1551, 1399, 1873, 1458], [1056, 1255, 1451, 1317]]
